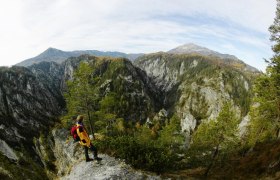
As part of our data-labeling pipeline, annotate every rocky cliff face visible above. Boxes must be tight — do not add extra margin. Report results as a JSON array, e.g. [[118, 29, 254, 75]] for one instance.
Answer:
[[0, 66, 64, 179], [134, 53, 254, 141], [63, 55, 162, 121], [0, 66, 63, 143]]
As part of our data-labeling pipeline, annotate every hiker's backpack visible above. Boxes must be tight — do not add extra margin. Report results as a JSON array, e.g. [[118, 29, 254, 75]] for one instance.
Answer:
[[70, 125, 80, 142]]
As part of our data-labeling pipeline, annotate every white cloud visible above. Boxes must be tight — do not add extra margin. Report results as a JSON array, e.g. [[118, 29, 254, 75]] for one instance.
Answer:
[[0, 0, 276, 70]]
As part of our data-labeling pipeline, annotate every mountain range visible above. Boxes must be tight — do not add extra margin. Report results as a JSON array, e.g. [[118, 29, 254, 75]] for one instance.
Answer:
[[16, 47, 143, 67], [16, 43, 259, 73]]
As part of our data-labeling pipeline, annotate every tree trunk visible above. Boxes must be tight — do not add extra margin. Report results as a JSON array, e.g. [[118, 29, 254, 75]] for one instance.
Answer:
[[204, 145, 219, 177], [87, 110, 94, 137], [276, 127, 280, 138]]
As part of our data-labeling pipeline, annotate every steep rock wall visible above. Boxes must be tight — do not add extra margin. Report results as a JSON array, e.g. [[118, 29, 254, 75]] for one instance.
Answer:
[[134, 53, 253, 141]]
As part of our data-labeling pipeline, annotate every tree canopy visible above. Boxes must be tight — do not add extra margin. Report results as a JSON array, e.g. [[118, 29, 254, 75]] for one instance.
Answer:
[[65, 62, 99, 135], [247, 0, 280, 145]]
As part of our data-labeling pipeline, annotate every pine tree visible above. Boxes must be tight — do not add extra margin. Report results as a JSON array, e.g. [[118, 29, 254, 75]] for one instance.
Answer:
[[65, 62, 99, 135], [158, 115, 184, 147], [268, 0, 280, 133], [192, 103, 239, 151], [190, 103, 240, 176], [247, 0, 280, 145]]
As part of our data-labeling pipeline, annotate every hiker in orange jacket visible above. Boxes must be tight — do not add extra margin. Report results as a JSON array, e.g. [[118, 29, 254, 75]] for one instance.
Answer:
[[76, 115, 102, 162]]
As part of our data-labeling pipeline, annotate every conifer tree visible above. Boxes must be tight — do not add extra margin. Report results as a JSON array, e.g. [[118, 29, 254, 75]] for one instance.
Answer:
[[158, 115, 184, 147], [65, 62, 99, 135], [268, 0, 280, 132], [247, 0, 280, 145], [190, 103, 240, 176]]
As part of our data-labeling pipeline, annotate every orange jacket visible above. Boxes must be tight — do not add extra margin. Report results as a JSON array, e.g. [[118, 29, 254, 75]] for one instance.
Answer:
[[76, 123, 91, 147]]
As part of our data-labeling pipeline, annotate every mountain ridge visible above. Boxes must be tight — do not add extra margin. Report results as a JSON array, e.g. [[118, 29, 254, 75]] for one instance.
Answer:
[[168, 43, 259, 72], [16, 44, 259, 73], [168, 43, 239, 60], [16, 47, 143, 67]]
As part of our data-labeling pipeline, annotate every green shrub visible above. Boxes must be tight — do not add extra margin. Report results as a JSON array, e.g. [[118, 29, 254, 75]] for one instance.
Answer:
[[96, 136, 180, 173]]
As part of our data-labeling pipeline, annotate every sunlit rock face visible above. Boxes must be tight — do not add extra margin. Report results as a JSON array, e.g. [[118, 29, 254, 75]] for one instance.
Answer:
[[134, 52, 253, 142]]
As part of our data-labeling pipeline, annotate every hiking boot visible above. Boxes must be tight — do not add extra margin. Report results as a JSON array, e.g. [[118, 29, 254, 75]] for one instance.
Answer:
[[86, 158, 93, 162], [94, 157, 102, 161]]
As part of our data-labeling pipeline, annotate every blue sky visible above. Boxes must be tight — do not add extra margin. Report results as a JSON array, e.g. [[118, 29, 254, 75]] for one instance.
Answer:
[[0, 0, 276, 71]]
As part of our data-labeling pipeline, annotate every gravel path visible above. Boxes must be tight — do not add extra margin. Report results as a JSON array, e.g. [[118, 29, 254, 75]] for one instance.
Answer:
[[61, 154, 162, 180]]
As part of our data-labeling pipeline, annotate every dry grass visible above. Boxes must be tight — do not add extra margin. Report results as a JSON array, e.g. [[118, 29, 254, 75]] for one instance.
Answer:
[[209, 140, 280, 179], [162, 140, 280, 179], [162, 167, 206, 179]]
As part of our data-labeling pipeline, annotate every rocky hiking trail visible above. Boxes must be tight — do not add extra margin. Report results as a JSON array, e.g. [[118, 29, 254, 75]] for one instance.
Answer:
[[53, 129, 161, 180], [61, 154, 161, 180]]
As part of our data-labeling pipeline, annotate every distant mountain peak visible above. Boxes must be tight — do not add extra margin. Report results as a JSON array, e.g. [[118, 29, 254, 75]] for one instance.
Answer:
[[46, 47, 59, 50], [42, 47, 64, 54], [170, 43, 211, 53], [166, 43, 259, 72], [168, 43, 239, 60], [178, 43, 204, 48], [35, 47, 67, 60]]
